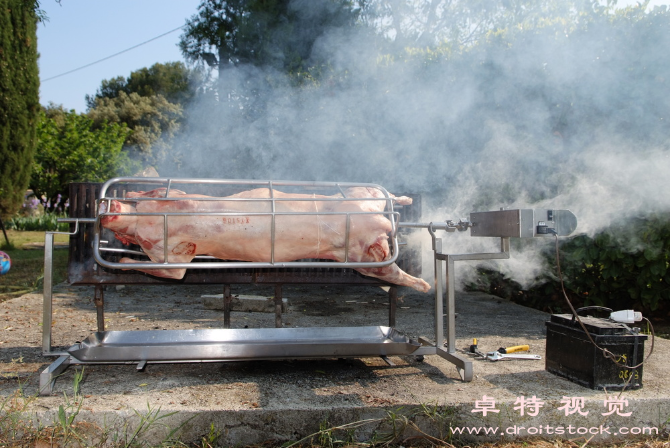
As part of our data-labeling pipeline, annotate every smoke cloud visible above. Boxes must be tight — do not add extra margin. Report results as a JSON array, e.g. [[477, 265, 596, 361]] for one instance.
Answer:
[[159, 2, 670, 289]]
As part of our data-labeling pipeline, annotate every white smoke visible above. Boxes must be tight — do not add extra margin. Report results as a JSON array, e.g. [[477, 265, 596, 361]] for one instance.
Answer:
[[160, 1, 670, 290]]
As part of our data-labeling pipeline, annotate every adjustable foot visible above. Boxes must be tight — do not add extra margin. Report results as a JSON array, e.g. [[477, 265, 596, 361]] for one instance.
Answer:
[[414, 337, 473, 381], [437, 347, 473, 382], [39, 355, 71, 396]]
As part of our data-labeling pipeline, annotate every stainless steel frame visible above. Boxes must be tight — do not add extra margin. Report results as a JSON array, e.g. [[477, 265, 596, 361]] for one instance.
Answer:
[[39, 178, 577, 394], [39, 178, 410, 394], [38, 218, 505, 392]]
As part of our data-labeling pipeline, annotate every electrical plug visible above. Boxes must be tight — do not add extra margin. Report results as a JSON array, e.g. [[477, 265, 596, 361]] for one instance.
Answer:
[[609, 310, 643, 324]]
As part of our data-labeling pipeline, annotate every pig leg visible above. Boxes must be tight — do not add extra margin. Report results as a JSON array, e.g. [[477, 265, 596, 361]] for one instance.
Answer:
[[99, 200, 139, 245], [354, 240, 431, 293], [117, 258, 187, 279], [356, 264, 431, 293], [117, 239, 197, 280]]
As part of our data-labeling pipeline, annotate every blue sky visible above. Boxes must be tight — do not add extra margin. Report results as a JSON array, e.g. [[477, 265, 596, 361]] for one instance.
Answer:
[[38, 0, 201, 112], [37, 0, 668, 113]]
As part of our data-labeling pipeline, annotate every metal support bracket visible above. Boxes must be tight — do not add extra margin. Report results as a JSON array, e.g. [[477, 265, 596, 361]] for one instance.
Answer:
[[274, 285, 283, 328], [223, 284, 232, 329], [425, 223, 511, 382]]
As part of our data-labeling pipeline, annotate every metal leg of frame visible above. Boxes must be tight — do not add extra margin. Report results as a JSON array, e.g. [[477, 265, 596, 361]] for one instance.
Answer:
[[430, 234, 473, 382], [440, 253, 473, 381], [388, 286, 397, 328], [42, 233, 55, 355], [41, 224, 81, 396], [433, 238, 445, 348], [94, 285, 105, 332], [433, 237, 510, 381], [223, 284, 232, 329], [39, 355, 71, 396], [274, 285, 283, 328]]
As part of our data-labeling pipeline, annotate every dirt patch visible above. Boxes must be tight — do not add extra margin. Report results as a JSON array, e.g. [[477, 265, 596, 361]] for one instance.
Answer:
[[1, 281, 669, 446], [0, 283, 420, 368], [0, 281, 529, 387], [0, 281, 665, 402]]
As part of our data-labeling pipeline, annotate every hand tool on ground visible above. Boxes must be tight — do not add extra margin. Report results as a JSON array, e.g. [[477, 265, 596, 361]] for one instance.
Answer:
[[486, 351, 542, 361], [468, 338, 487, 358], [497, 344, 530, 354]]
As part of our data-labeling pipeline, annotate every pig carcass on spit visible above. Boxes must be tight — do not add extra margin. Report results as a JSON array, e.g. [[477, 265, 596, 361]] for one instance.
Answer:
[[99, 186, 431, 292]]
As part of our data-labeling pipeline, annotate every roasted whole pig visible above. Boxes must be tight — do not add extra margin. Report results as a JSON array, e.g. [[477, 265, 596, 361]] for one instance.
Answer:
[[99, 186, 431, 292]]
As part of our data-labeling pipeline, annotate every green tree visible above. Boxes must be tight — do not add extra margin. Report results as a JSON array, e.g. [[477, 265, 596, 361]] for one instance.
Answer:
[[361, 0, 609, 48], [85, 62, 197, 110], [179, 0, 362, 79], [0, 0, 40, 217], [87, 92, 183, 166], [31, 106, 137, 212], [85, 62, 191, 167]]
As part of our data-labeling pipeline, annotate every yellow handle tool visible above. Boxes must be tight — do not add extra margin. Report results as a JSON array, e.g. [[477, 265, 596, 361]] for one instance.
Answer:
[[498, 345, 530, 354]]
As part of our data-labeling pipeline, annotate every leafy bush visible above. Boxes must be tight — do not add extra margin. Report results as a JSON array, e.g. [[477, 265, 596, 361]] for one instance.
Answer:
[[30, 106, 136, 214], [6, 214, 68, 232], [468, 214, 670, 318], [556, 214, 670, 315]]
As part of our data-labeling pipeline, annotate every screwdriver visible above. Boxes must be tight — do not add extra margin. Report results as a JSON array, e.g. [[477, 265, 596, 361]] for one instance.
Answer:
[[497, 345, 530, 354]]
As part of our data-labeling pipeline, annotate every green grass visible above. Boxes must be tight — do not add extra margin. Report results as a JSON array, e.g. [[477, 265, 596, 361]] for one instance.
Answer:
[[0, 230, 69, 303], [1, 376, 666, 448]]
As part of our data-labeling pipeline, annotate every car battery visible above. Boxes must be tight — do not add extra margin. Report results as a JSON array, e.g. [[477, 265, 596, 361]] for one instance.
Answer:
[[545, 311, 647, 390]]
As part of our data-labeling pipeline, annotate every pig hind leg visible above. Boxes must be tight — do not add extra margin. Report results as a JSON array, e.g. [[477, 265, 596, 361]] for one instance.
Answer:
[[118, 240, 197, 280], [354, 240, 431, 292], [117, 257, 188, 279], [356, 264, 431, 293]]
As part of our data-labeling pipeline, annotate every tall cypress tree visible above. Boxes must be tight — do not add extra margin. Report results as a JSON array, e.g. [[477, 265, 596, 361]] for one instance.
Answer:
[[0, 0, 40, 217]]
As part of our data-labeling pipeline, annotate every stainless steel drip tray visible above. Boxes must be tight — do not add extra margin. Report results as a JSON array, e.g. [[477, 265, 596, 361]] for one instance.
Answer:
[[67, 326, 421, 363]]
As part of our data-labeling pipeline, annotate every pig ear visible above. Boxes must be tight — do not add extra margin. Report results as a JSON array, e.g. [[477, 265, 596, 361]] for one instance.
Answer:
[[367, 241, 388, 262]]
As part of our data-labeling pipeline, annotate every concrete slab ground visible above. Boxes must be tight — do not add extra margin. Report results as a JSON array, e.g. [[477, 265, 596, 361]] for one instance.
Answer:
[[1, 283, 668, 446]]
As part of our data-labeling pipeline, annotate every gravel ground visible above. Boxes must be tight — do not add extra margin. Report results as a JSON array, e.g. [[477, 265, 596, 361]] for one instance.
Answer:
[[1, 282, 668, 446]]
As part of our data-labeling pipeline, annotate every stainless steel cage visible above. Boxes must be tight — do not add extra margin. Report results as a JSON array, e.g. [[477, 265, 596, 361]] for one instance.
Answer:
[[94, 178, 403, 271]]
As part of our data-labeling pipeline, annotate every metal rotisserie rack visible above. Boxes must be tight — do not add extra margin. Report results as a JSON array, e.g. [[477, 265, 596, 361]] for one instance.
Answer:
[[40, 177, 578, 394]]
